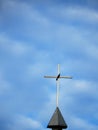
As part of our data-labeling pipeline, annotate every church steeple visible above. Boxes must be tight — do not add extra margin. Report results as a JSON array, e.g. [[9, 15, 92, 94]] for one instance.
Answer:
[[44, 64, 72, 130]]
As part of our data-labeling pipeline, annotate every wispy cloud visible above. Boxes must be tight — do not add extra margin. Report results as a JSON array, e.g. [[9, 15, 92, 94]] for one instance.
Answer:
[[0, 34, 31, 56], [11, 115, 43, 130], [0, 71, 11, 95], [70, 116, 98, 130]]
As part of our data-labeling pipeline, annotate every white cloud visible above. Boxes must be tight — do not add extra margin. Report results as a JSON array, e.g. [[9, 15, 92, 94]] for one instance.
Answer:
[[69, 116, 98, 130], [10, 115, 43, 130], [0, 34, 31, 56], [49, 5, 98, 24], [0, 71, 11, 95], [17, 115, 42, 129], [60, 79, 98, 102], [1, 0, 50, 26], [66, 7, 98, 23], [85, 44, 98, 60], [10, 42, 30, 56], [59, 80, 98, 116]]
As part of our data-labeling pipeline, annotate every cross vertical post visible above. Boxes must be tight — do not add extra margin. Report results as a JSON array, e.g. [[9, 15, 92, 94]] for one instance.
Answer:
[[56, 64, 60, 107]]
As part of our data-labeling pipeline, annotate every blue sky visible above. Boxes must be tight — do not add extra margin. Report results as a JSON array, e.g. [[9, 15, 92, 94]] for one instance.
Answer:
[[0, 0, 98, 130]]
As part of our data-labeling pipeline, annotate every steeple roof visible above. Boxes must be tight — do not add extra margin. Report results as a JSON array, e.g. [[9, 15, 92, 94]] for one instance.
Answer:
[[47, 107, 67, 129]]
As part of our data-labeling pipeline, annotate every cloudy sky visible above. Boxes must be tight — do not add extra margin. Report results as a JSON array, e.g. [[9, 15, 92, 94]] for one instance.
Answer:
[[0, 0, 98, 130]]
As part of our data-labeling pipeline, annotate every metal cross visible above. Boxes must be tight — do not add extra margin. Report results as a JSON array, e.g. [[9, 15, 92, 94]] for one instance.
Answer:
[[44, 64, 72, 107]]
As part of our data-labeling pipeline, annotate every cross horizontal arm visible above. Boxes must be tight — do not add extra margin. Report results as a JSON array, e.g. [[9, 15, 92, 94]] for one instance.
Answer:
[[44, 76, 57, 78], [44, 75, 72, 79], [60, 76, 72, 79]]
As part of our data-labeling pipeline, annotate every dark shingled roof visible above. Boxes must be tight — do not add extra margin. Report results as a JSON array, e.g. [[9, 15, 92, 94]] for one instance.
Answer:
[[47, 107, 67, 129]]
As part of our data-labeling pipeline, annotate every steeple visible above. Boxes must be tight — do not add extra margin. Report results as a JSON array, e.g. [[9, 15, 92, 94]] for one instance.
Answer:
[[47, 107, 67, 130], [44, 64, 72, 130]]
